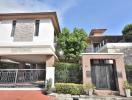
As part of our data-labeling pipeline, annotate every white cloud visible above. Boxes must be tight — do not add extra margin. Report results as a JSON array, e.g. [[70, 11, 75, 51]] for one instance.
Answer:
[[0, 0, 25, 13], [0, 0, 79, 26]]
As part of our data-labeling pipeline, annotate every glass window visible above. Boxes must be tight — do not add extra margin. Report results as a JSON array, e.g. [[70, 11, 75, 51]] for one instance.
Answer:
[[35, 20, 40, 36], [11, 20, 16, 37]]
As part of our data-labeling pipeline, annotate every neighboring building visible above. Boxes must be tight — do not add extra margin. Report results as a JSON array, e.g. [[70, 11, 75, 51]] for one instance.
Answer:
[[87, 29, 132, 65], [81, 29, 132, 96], [0, 12, 60, 88]]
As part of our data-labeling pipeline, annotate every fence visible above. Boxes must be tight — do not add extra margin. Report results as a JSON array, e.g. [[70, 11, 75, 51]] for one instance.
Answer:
[[0, 69, 46, 87]]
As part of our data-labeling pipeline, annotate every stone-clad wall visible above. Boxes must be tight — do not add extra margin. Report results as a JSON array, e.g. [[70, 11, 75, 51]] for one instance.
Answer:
[[107, 48, 132, 65], [82, 53, 127, 96], [14, 20, 35, 42]]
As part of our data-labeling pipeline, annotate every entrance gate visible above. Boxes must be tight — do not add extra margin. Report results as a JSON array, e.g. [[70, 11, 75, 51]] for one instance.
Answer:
[[91, 59, 117, 90]]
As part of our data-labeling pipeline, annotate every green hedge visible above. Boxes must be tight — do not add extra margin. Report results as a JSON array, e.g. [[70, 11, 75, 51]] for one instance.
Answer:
[[55, 62, 82, 83], [125, 65, 132, 83], [55, 83, 84, 95], [0, 62, 18, 69]]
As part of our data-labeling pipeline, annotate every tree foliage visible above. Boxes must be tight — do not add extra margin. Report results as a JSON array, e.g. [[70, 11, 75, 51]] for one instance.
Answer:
[[122, 24, 132, 35], [57, 27, 88, 62]]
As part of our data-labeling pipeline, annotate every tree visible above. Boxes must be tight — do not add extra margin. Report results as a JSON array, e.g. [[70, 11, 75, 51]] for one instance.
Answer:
[[57, 27, 88, 62], [122, 24, 132, 35]]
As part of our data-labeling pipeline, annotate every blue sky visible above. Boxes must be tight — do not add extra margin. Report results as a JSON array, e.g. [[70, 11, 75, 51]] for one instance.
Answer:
[[0, 0, 132, 35]]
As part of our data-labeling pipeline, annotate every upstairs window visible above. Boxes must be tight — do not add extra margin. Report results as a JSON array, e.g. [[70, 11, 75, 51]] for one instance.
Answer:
[[11, 20, 16, 37], [34, 20, 40, 36]]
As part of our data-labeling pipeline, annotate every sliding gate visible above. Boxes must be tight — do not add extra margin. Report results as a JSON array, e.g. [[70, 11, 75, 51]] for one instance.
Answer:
[[0, 69, 45, 87]]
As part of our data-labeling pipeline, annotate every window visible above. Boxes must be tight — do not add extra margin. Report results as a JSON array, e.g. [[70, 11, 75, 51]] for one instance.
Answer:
[[34, 20, 40, 36], [11, 20, 16, 37]]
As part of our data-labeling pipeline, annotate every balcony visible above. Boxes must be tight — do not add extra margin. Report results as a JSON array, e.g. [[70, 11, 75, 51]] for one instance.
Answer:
[[95, 43, 132, 53], [0, 42, 57, 63]]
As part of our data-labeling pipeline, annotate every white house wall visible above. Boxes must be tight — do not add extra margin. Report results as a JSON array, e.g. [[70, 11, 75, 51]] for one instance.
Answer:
[[0, 20, 13, 42], [0, 19, 54, 47], [0, 18, 56, 62], [33, 19, 54, 48]]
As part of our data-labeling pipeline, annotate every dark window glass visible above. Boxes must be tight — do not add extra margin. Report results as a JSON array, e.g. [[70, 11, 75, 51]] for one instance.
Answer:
[[35, 20, 40, 36], [11, 20, 16, 37]]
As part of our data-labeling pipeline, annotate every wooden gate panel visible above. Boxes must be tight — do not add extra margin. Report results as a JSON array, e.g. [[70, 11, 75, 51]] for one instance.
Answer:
[[91, 61, 117, 90]]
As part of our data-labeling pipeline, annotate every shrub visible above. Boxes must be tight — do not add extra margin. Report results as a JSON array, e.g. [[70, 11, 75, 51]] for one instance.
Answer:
[[0, 62, 18, 69], [55, 83, 84, 95], [83, 83, 95, 90], [124, 81, 131, 89], [46, 78, 52, 90], [125, 65, 132, 83], [128, 83, 132, 95], [55, 62, 82, 83]]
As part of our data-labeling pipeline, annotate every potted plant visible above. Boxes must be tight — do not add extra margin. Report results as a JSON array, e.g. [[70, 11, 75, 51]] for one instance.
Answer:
[[124, 81, 131, 97], [44, 78, 53, 94], [83, 83, 95, 96]]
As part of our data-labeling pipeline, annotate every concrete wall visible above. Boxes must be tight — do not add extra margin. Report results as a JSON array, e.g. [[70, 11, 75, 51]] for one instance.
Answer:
[[46, 56, 55, 87], [34, 19, 55, 48], [0, 20, 13, 42], [98, 43, 132, 65], [107, 48, 132, 65]]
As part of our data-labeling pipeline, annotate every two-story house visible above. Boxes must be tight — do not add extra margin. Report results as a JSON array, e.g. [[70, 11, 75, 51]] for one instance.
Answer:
[[81, 29, 131, 96], [0, 12, 60, 88]]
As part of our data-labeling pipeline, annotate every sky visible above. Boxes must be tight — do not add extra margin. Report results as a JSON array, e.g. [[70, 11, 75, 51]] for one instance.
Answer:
[[0, 0, 132, 35]]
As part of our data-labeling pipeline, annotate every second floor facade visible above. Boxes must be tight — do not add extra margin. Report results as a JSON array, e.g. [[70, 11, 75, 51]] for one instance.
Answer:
[[0, 12, 60, 56], [0, 12, 60, 49]]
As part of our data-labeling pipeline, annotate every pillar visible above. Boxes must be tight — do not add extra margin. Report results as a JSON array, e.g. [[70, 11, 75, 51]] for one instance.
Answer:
[[18, 62, 25, 69], [46, 55, 55, 88], [115, 57, 127, 96], [82, 55, 92, 84]]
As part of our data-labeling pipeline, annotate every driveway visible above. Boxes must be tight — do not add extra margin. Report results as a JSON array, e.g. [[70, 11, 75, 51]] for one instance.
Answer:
[[0, 90, 56, 100]]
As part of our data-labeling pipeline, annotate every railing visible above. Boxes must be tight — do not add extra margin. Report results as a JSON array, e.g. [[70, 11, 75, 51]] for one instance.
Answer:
[[0, 69, 46, 87]]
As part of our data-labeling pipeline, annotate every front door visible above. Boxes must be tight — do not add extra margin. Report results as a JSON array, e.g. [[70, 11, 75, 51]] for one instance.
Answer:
[[91, 59, 117, 90]]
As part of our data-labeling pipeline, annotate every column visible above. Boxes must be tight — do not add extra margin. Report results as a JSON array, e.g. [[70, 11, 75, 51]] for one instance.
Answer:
[[46, 55, 55, 88], [18, 62, 25, 69], [82, 55, 92, 84], [115, 57, 127, 96]]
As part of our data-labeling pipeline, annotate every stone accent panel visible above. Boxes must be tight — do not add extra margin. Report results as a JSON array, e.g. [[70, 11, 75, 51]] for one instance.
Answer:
[[14, 20, 35, 42], [82, 53, 127, 96], [46, 55, 55, 67]]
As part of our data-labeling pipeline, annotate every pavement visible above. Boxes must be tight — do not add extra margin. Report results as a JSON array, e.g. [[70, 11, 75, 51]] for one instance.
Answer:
[[48, 93, 132, 100], [0, 90, 56, 100]]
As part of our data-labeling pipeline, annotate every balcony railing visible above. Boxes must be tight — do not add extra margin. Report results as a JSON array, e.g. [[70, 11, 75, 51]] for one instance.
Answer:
[[0, 69, 46, 87]]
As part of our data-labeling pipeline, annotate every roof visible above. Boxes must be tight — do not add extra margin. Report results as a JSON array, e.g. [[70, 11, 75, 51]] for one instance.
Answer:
[[0, 12, 60, 34], [89, 35, 123, 43], [89, 29, 107, 36], [81, 53, 124, 55]]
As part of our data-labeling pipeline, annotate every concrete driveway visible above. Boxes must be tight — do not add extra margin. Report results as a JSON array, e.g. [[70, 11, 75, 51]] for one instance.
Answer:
[[0, 90, 56, 100]]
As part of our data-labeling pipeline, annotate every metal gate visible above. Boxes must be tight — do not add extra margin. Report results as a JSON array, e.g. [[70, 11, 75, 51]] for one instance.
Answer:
[[0, 69, 46, 87]]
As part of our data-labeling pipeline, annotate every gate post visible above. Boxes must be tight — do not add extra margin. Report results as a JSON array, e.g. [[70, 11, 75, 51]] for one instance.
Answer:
[[46, 56, 55, 88], [14, 69, 18, 85], [115, 57, 127, 96], [82, 55, 92, 84]]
